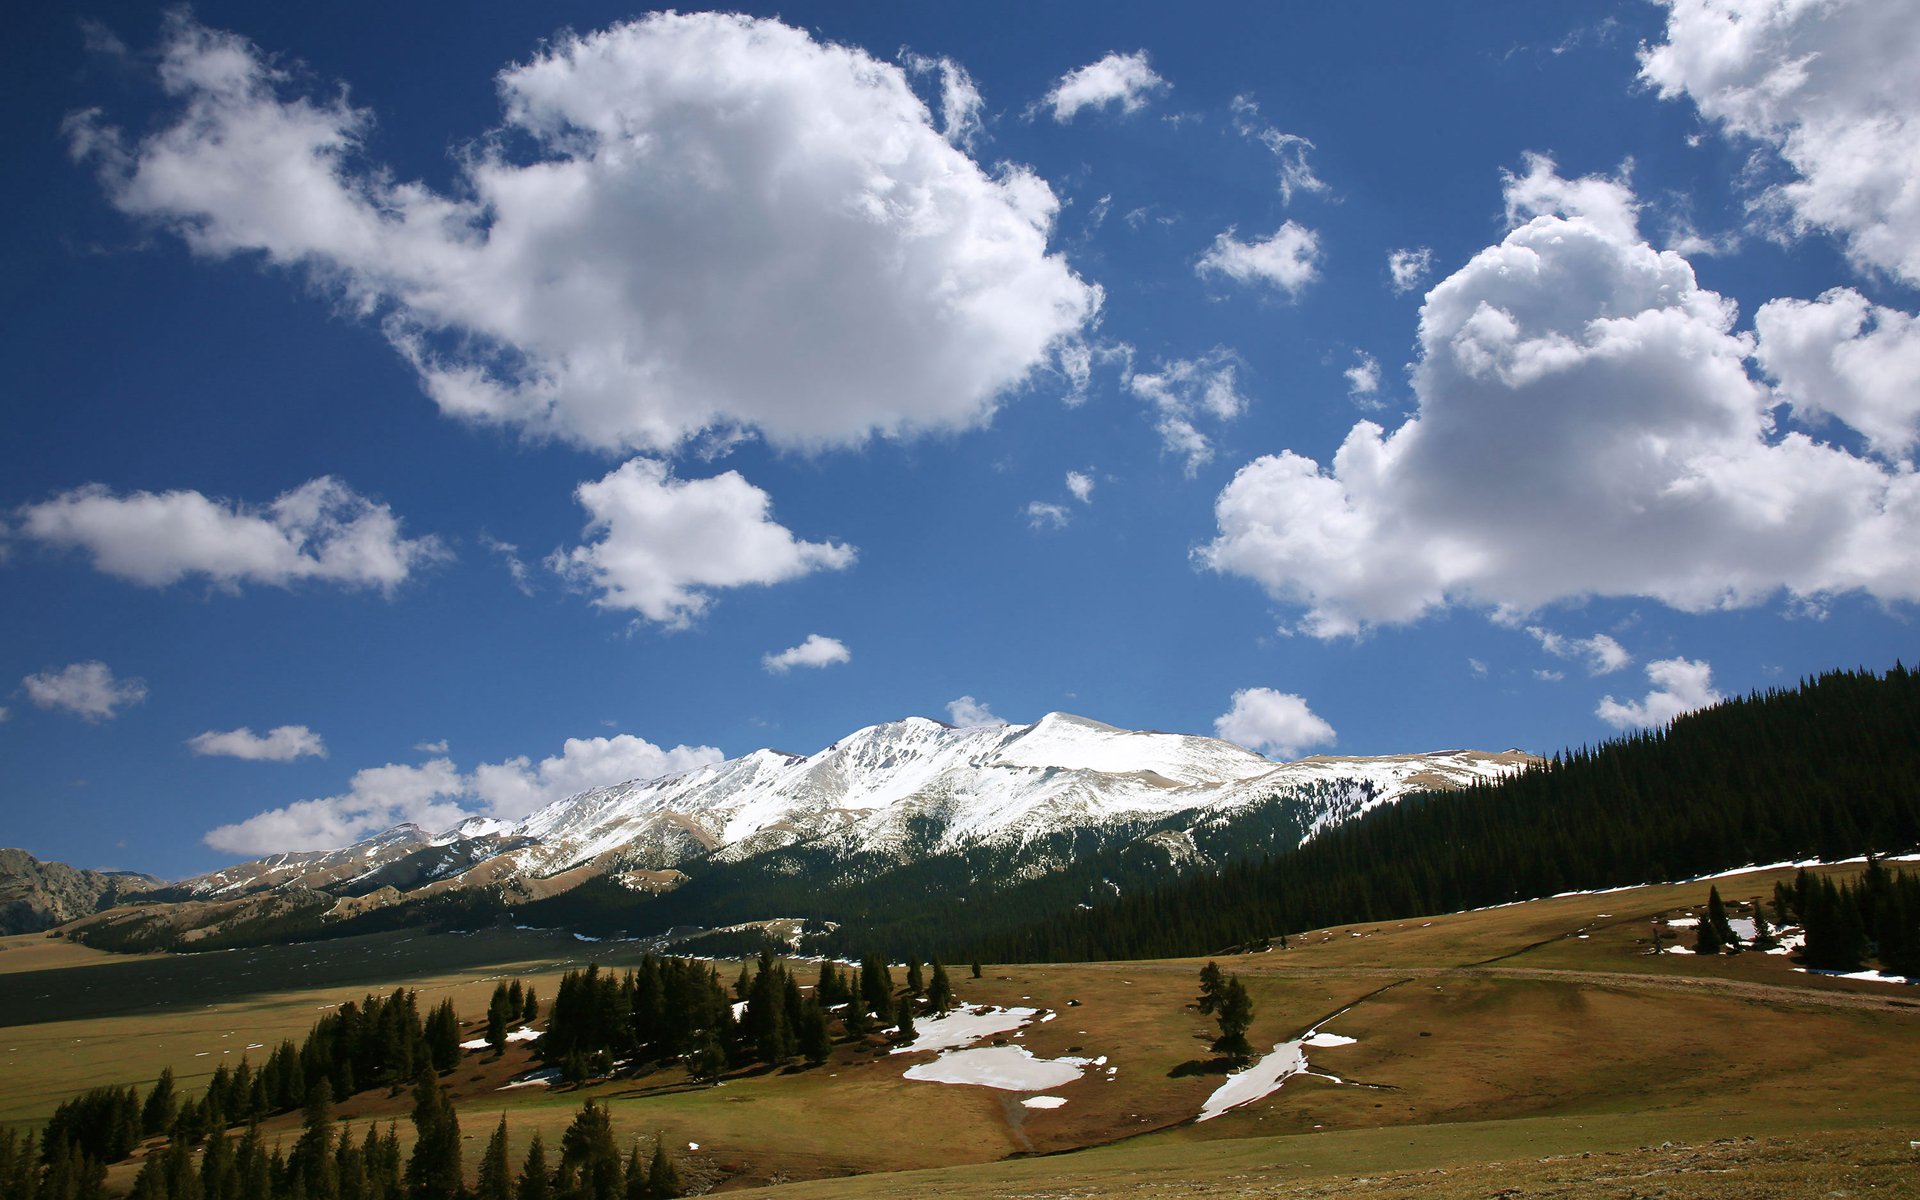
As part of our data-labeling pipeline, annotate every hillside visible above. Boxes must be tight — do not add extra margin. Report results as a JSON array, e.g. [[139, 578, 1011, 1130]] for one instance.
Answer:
[[0, 850, 162, 935], [3, 863, 1916, 1197], [964, 664, 1920, 963]]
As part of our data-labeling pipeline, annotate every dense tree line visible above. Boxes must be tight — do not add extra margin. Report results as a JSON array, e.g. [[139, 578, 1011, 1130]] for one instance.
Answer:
[[538, 950, 959, 1086], [942, 665, 1920, 963], [1773, 860, 1920, 975]]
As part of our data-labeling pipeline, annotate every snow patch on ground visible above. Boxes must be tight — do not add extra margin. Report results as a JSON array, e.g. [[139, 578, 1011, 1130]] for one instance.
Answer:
[[1021, 1095, 1068, 1109], [890, 1004, 1039, 1055], [902, 1045, 1092, 1091], [1794, 967, 1917, 985], [460, 1026, 539, 1051], [498, 1067, 561, 1090], [1302, 1032, 1356, 1048], [1198, 1024, 1358, 1121]]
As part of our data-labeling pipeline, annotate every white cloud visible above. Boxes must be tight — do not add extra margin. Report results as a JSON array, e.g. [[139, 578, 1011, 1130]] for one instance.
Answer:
[[72, 14, 1099, 455], [1388, 247, 1433, 294], [18, 477, 442, 593], [903, 52, 986, 152], [1025, 501, 1071, 530], [1534, 668, 1566, 682], [1502, 152, 1639, 243], [22, 661, 148, 722], [1755, 288, 1920, 460], [1200, 159, 1920, 638], [414, 739, 449, 754], [1041, 51, 1167, 122], [1066, 470, 1095, 503], [1229, 96, 1328, 205], [1196, 222, 1320, 296], [467, 735, 723, 821], [204, 732, 726, 854], [1468, 657, 1489, 678], [480, 534, 535, 596], [0, 707, 9, 722], [188, 725, 327, 761], [1345, 352, 1382, 401], [552, 458, 855, 628], [1127, 350, 1249, 475], [946, 696, 1006, 727], [1213, 687, 1336, 759], [1641, 0, 1920, 285], [1526, 626, 1632, 675], [763, 633, 852, 674], [1596, 657, 1723, 730]]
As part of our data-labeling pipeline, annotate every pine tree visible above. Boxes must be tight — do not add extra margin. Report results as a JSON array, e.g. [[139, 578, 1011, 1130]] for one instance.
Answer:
[[646, 1140, 681, 1200], [893, 996, 918, 1044], [623, 1142, 648, 1200], [926, 962, 954, 1015], [487, 984, 513, 1055], [522, 987, 540, 1026], [1209, 974, 1254, 1060], [402, 1070, 460, 1200], [142, 1068, 178, 1137], [290, 1083, 338, 1200], [970, 961, 982, 979], [475, 1115, 512, 1200], [1195, 961, 1226, 1014], [1706, 886, 1741, 953], [515, 1134, 552, 1200], [559, 1101, 622, 1200], [906, 960, 924, 996]]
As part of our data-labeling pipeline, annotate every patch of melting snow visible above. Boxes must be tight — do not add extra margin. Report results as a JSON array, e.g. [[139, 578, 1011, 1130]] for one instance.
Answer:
[[1021, 1096, 1068, 1109], [1666, 916, 1700, 928], [1663, 945, 1696, 955], [890, 1005, 1040, 1056], [499, 1067, 562, 1090], [1794, 967, 1917, 985], [460, 1027, 540, 1051], [903, 1045, 1092, 1091], [1198, 1025, 1358, 1122]]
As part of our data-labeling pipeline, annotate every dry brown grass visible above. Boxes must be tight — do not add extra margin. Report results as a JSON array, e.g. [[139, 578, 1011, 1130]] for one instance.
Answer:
[[7, 862, 1918, 1196]]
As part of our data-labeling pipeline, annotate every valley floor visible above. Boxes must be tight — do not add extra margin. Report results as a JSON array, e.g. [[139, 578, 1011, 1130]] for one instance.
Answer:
[[3, 862, 1917, 1196]]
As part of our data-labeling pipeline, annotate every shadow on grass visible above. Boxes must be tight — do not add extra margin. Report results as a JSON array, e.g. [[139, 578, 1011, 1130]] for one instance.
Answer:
[[1167, 1056, 1248, 1078]]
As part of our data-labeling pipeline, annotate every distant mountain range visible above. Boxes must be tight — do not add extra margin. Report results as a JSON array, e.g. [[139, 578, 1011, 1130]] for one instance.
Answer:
[[38, 712, 1531, 953], [0, 849, 163, 935]]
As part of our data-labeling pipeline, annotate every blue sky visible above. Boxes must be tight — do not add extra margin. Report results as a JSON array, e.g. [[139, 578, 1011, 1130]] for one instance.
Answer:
[[4, 1, 1916, 878]]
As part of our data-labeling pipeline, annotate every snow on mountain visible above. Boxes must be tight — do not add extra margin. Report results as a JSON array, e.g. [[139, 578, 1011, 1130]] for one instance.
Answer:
[[179, 713, 1535, 905]]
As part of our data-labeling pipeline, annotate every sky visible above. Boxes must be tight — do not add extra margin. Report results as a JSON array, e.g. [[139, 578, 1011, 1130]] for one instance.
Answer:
[[4, 0, 1917, 879]]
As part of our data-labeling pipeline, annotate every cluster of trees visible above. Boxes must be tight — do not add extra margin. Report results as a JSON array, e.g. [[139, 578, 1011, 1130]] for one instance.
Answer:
[[1195, 962, 1254, 1060], [958, 665, 1920, 963], [483, 980, 540, 1054], [1773, 861, 1920, 975], [476, 1102, 681, 1200], [10, 984, 488, 1198], [538, 950, 963, 1085]]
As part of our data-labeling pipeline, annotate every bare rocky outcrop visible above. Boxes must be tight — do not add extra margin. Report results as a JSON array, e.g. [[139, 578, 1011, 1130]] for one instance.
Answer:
[[0, 848, 164, 934]]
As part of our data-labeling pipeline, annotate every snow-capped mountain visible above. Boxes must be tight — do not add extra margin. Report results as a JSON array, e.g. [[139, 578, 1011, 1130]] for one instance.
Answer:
[[172, 713, 1530, 911]]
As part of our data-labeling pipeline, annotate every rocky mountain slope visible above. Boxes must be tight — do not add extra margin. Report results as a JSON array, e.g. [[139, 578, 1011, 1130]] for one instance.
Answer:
[[0, 848, 163, 934], [67, 713, 1534, 951]]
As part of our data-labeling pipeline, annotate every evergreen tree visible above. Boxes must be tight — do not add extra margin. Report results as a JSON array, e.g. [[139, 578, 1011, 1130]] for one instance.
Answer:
[[623, 1142, 647, 1200], [290, 1083, 338, 1200], [1693, 902, 1724, 956], [1706, 886, 1741, 952], [645, 1140, 681, 1200], [427, 1000, 461, 1072], [487, 984, 514, 1055], [402, 1070, 460, 1200], [906, 960, 924, 997], [926, 962, 954, 1015], [523, 987, 540, 1026], [142, 1068, 179, 1138], [515, 1134, 552, 1200], [893, 996, 917, 1044], [1209, 974, 1254, 1060], [558, 1101, 622, 1200], [1195, 962, 1226, 1014], [476, 1116, 512, 1200], [970, 961, 982, 979]]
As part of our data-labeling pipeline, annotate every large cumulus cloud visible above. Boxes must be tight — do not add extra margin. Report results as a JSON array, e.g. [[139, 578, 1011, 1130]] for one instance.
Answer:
[[73, 13, 1099, 454], [1200, 158, 1920, 637]]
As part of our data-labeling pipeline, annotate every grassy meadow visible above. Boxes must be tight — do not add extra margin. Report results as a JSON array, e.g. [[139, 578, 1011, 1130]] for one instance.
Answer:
[[3, 860, 1916, 1196]]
